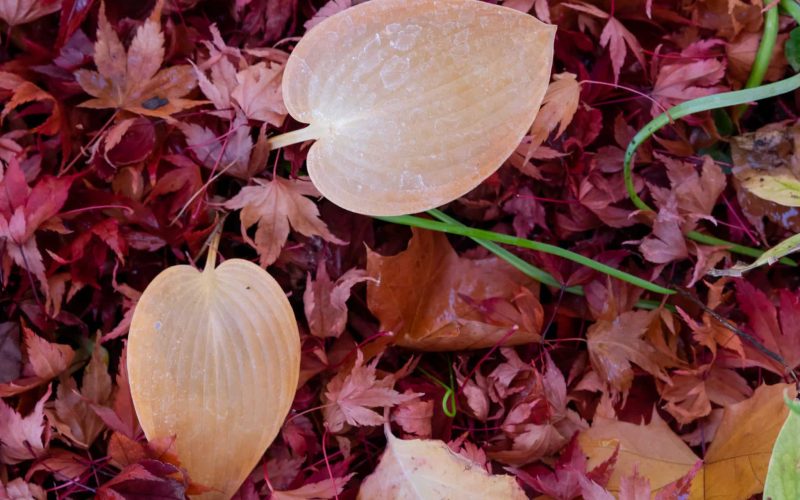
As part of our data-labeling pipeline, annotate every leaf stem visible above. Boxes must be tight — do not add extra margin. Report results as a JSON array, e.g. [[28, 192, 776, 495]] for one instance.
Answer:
[[377, 214, 675, 296], [267, 124, 323, 150]]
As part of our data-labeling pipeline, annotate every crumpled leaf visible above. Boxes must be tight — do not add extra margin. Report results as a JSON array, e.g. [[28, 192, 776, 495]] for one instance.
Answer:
[[649, 40, 727, 115], [0, 0, 60, 26], [357, 424, 527, 499], [48, 334, 113, 448], [224, 176, 345, 266], [0, 327, 75, 397], [322, 351, 418, 433], [74, 2, 202, 119], [698, 382, 796, 499], [0, 385, 51, 464], [0, 72, 61, 134], [303, 263, 371, 338], [367, 228, 543, 350]]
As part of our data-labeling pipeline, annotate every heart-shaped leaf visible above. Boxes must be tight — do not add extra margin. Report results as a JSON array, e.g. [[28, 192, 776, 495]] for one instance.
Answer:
[[281, 0, 555, 216]]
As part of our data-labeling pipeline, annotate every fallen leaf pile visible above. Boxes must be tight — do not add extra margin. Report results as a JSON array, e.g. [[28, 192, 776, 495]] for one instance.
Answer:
[[3, 0, 800, 498]]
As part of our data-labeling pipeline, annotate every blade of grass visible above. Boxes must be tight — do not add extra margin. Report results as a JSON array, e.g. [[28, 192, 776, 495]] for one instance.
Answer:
[[623, 73, 800, 267], [376, 214, 675, 296]]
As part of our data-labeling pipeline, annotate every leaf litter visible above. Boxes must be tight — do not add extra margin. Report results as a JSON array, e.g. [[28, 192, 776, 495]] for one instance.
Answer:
[[2, 0, 800, 497]]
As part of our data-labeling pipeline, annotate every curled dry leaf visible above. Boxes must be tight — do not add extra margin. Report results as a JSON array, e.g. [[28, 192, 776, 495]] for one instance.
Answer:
[[367, 228, 543, 350], [357, 424, 527, 499], [303, 262, 371, 338], [127, 243, 301, 499], [281, 0, 555, 215]]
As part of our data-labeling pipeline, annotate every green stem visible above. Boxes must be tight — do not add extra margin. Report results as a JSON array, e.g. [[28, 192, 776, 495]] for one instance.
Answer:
[[378, 214, 675, 296], [781, 0, 800, 26], [624, 72, 800, 266], [426, 210, 668, 310], [734, 5, 779, 119]]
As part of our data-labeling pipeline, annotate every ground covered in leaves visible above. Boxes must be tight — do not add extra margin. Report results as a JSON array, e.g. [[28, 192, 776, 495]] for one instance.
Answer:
[[2, 0, 800, 498]]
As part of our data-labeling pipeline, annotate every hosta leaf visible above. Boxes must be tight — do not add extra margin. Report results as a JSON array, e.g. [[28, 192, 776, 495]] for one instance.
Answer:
[[281, 0, 555, 216], [128, 253, 300, 498], [764, 396, 800, 500]]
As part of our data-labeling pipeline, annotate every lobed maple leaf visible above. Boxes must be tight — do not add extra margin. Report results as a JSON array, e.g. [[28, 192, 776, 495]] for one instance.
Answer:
[[224, 176, 345, 267], [0, 384, 51, 464], [650, 40, 727, 116], [303, 262, 371, 338], [587, 308, 671, 396], [0, 71, 61, 135], [563, 3, 645, 83], [527, 72, 580, 155], [0, 158, 72, 297], [0, 0, 60, 26], [74, 2, 202, 120], [230, 62, 287, 127], [48, 334, 113, 448], [0, 327, 75, 397], [322, 351, 419, 433], [391, 393, 434, 437]]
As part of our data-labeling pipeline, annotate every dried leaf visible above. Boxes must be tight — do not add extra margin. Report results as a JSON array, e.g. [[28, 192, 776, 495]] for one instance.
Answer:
[[272, 473, 354, 500], [740, 169, 800, 207], [230, 62, 287, 127], [74, 3, 202, 119], [357, 425, 527, 499], [323, 351, 418, 433], [0, 0, 60, 26], [367, 228, 542, 350], [579, 411, 702, 494], [698, 383, 796, 499], [282, 0, 555, 215], [528, 72, 580, 151], [303, 263, 371, 338], [587, 309, 670, 395], [224, 176, 345, 266], [0, 385, 51, 464]]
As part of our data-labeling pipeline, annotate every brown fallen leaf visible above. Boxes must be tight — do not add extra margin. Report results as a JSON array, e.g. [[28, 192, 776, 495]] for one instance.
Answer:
[[367, 228, 543, 351], [358, 424, 527, 499], [0, 327, 75, 397], [230, 62, 287, 127], [528, 72, 580, 152], [579, 410, 702, 495], [224, 176, 345, 266], [0, 72, 61, 135], [74, 2, 202, 120], [587, 308, 671, 396], [303, 262, 371, 338], [48, 334, 112, 448], [0, 385, 51, 464], [694, 382, 796, 499]]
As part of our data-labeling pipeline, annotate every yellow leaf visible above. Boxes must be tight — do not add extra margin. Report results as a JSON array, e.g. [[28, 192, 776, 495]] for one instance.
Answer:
[[579, 411, 702, 494], [692, 383, 797, 500], [741, 168, 800, 207], [358, 425, 527, 499]]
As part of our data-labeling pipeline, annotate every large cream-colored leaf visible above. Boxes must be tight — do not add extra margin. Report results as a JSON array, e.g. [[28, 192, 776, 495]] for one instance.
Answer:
[[358, 426, 527, 499], [281, 0, 555, 216], [128, 253, 300, 499]]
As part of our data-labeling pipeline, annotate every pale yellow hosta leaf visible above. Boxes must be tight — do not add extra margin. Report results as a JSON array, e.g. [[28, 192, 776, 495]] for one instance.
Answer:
[[281, 0, 556, 216], [128, 247, 300, 499], [741, 168, 800, 207], [358, 426, 527, 499]]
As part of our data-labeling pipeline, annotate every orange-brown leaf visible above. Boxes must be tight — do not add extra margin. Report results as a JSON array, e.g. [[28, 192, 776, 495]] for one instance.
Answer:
[[366, 228, 543, 351]]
